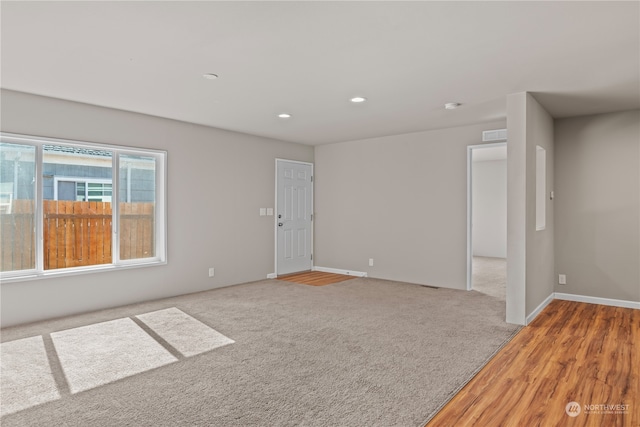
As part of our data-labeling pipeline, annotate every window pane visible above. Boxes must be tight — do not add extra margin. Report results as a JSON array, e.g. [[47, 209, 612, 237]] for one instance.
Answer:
[[119, 154, 156, 260], [43, 145, 113, 269], [76, 182, 86, 201], [0, 143, 36, 272]]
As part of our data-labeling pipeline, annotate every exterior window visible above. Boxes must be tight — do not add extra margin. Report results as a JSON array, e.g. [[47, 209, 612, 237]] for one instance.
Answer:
[[0, 133, 166, 279], [69, 181, 113, 202], [119, 154, 156, 260], [43, 145, 114, 270], [0, 143, 36, 272], [52, 179, 113, 202], [86, 182, 113, 202]]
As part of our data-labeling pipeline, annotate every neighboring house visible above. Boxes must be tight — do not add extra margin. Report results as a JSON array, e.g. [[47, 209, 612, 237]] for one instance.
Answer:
[[0, 182, 13, 214], [0, 144, 155, 203], [42, 144, 113, 202]]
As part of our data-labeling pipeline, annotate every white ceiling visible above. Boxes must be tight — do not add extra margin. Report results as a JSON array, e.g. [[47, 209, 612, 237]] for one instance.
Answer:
[[1, 1, 638, 145]]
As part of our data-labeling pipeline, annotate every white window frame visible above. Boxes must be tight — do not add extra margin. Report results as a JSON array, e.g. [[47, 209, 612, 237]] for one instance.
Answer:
[[0, 132, 167, 282]]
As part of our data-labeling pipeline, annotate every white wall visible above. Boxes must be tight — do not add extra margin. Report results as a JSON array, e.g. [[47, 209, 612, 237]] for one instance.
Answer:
[[472, 158, 507, 258], [506, 92, 555, 325], [0, 90, 314, 327], [314, 120, 506, 289], [554, 110, 640, 302], [524, 95, 555, 318]]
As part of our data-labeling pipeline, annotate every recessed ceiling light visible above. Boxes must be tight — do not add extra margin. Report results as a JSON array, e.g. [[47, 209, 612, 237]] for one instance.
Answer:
[[278, 113, 292, 119], [202, 73, 218, 80], [350, 96, 367, 103], [445, 102, 460, 110]]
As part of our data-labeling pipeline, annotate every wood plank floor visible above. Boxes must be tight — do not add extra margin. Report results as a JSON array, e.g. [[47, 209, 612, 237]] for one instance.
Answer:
[[427, 299, 639, 427], [277, 271, 355, 286]]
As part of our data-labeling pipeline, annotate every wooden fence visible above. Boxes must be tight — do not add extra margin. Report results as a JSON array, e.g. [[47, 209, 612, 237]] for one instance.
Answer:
[[0, 200, 154, 272], [0, 199, 35, 271]]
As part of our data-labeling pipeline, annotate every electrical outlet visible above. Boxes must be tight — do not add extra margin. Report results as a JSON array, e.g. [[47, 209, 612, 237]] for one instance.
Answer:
[[369, 258, 374, 267], [209, 267, 215, 277], [559, 274, 566, 285]]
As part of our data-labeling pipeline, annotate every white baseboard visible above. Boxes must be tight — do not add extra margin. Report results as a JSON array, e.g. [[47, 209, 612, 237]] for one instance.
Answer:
[[527, 293, 639, 324], [554, 292, 640, 310], [526, 293, 554, 325], [312, 266, 368, 277], [266, 273, 277, 279]]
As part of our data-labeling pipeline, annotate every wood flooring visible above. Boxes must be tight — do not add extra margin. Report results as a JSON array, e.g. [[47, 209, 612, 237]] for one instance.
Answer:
[[277, 271, 355, 286], [427, 299, 639, 427]]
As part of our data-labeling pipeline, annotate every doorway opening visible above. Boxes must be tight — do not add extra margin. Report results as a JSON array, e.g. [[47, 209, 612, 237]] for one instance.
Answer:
[[467, 143, 507, 300]]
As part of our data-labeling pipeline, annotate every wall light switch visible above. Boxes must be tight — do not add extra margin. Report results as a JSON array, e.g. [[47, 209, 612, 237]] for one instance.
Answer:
[[369, 258, 374, 267], [259, 208, 266, 216], [559, 274, 566, 285], [209, 268, 215, 277], [267, 208, 273, 216]]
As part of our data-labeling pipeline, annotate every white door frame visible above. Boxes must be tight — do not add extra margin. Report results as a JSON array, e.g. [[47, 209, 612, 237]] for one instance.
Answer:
[[274, 158, 314, 276], [466, 142, 507, 291]]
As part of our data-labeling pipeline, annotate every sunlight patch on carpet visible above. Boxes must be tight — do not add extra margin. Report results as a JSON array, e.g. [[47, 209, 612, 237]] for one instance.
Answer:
[[0, 336, 61, 416], [51, 318, 177, 394], [136, 307, 234, 357]]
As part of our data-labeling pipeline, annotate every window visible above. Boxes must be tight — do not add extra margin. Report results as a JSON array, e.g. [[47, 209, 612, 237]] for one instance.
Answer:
[[0, 133, 166, 279], [118, 154, 157, 260], [52, 179, 113, 202], [0, 143, 36, 271]]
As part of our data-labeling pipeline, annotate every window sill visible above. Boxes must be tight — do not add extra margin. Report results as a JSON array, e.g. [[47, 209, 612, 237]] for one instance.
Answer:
[[0, 259, 167, 284]]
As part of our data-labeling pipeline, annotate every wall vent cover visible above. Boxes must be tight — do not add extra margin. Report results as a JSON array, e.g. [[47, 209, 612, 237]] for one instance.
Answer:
[[482, 129, 507, 142]]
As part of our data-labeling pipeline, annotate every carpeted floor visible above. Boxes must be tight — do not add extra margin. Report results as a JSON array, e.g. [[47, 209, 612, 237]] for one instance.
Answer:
[[472, 256, 507, 300], [1, 277, 519, 427]]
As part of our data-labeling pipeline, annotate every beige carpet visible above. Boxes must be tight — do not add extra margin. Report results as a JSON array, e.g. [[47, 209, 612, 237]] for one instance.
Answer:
[[472, 256, 507, 300], [1, 307, 235, 416], [136, 307, 235, 357], [1, 278, 519, 426], [0, 336, 61, 416], [50, 317, 178, 395]]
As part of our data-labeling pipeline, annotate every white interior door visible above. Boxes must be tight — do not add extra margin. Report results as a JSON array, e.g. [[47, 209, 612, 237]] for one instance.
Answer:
[[276, 160, 313, 275]]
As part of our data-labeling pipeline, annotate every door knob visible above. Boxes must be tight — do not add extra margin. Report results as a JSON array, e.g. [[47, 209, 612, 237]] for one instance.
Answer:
[[278, 223, 283, 227]]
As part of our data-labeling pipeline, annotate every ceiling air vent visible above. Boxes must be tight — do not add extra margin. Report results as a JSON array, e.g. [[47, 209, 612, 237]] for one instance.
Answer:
[[482, 129, 507, 142]]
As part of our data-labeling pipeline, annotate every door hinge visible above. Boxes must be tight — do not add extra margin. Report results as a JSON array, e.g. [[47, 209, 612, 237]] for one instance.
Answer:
[[311, 254, 313, 260], [311, 175, 313, 182], [310, 214, 313, 221]]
